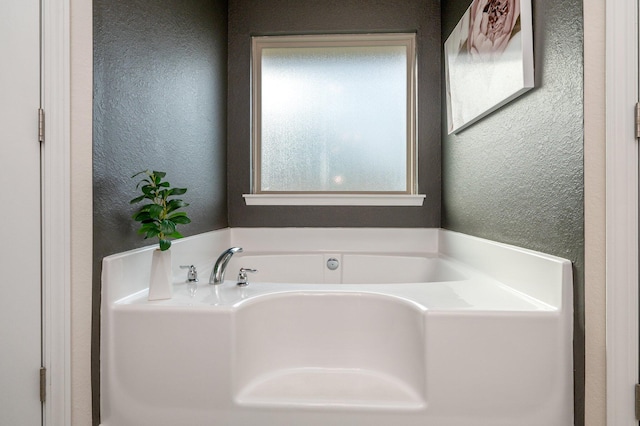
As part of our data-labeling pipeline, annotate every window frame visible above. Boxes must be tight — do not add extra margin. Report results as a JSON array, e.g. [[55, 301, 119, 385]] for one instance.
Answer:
[[250, 33, 419, 201]]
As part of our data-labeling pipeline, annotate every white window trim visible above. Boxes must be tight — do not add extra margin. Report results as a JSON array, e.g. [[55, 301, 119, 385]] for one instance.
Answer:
[[248, 33, 422, 205], [243, 193, 425, 206]]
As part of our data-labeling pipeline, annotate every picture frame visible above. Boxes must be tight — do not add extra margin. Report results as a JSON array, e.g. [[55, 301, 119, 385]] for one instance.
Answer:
[[444, 0, 534, 134]]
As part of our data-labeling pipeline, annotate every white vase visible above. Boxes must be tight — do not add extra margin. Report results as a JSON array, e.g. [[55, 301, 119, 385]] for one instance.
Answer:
[[148, 248, 173, 301]]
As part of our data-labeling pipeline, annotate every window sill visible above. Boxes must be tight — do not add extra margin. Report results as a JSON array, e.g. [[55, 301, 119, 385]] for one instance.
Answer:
[[242, 194, 426, 206]]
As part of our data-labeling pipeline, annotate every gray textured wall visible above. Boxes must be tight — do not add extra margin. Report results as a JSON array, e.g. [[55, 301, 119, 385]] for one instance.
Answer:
[[441, 1, 585, 424], [92, 0, 228, 423], [227, 0, 441, 227]]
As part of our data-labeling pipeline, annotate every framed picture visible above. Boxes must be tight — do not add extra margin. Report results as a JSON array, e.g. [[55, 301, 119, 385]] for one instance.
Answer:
[[444, 0, 534, 134]]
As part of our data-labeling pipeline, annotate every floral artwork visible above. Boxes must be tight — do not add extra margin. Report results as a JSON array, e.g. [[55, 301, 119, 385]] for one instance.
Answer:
[[445, 0, 534, 134]]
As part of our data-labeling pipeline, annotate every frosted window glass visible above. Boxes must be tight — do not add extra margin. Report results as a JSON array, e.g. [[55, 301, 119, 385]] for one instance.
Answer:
[[260, 45, 408, 192]]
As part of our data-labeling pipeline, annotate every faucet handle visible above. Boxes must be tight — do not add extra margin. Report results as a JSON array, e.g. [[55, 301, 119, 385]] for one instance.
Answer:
[[237, 268, 257, 287], [179, 265, 199, 282]]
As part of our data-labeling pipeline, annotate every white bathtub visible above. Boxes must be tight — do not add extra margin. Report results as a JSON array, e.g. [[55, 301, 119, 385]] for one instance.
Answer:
[[101, 228, 573, 426]]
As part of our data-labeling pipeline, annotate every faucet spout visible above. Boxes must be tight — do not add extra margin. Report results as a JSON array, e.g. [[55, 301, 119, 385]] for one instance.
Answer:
[[210, 247, 243, 284]]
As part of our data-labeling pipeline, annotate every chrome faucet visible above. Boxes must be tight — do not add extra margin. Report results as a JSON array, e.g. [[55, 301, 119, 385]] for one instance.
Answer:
[[210, 247, 243, 284]]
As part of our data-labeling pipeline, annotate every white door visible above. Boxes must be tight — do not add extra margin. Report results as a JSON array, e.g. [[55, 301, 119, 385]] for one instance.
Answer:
[[0, 0, 44, 424]]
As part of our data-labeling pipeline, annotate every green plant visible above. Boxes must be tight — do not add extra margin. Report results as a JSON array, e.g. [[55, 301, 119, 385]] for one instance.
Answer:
[[130, 170, 191, 251]]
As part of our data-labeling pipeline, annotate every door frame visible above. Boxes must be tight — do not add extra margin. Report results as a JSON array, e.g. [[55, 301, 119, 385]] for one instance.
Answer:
[[606, 0, 639, 424], [41, 0, 71, 424]]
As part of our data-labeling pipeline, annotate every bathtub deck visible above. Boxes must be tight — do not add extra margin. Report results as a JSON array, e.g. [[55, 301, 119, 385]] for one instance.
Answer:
[[116, 277, 556, 312]]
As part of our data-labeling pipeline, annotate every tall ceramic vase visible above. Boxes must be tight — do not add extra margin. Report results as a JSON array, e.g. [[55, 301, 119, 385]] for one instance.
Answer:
[[148, 248, 173, 301]]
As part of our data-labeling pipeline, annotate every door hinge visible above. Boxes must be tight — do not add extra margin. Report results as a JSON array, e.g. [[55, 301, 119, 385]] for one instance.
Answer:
[[39, 367, 46, 403], [636, 384, 640, 420], [38, 108, 45, 143], [635, 103, 640, 139]]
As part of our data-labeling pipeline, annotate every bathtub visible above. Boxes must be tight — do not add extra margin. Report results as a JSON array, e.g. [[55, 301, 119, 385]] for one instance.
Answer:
[[101, 228, 573, 426]]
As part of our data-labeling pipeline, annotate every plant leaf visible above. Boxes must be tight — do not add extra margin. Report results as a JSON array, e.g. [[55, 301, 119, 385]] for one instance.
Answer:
[[171, 215, 191, 224], [133, 211, 151, 222], [131, 170, 149, 179], [137, 222, 157, 232], [160, 220, 176, 235], [152, 171, 166, 185], [148, 204, 163, 219], [166, 199, 186, 213], [167, 231, 183, 239], [145, 228, 160, 239], [134, 204, 153, 216], [141, 185, 155, 196], [130, 194, 146, 204], [169, 187, 187, 196], [159, 239, 171, 251], [158, 189, 169, 200], [168, 211, 187, 218], [135, 178, 151, 190]]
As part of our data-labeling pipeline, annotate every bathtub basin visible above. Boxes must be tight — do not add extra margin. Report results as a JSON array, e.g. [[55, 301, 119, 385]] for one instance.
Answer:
[[100, 228, 573, 426], [226, 253, 466, 284], [234, 291, 426, 409]]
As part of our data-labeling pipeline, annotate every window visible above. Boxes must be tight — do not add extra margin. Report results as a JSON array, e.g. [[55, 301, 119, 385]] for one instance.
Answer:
[[246, 33, 423, 206]]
